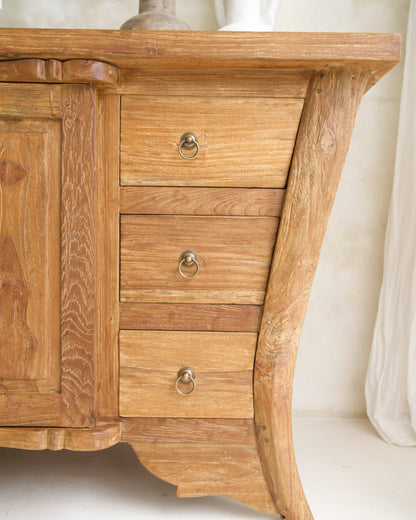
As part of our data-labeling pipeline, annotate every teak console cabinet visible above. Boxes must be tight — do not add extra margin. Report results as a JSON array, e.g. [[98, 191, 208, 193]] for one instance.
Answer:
[[0, 30, 400, 519]]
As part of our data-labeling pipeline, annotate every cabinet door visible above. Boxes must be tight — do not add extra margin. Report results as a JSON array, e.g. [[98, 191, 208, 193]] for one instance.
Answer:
[[0, 84, 96, 427]]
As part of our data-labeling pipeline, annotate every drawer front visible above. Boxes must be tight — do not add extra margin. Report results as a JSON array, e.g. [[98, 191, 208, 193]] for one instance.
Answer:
[[119, 330, 257, 418], [120, 96, 303, 188], [120, 215, 278, 304]]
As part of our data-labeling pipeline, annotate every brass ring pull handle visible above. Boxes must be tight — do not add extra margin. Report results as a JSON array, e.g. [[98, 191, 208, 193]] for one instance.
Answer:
[[178, 132, 199, 160], [178, 250, 199, 279], [175, 367, 196, 396]]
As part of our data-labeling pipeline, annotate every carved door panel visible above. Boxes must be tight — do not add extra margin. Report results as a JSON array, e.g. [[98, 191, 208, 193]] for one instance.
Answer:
[[0, 84, 96, 427]]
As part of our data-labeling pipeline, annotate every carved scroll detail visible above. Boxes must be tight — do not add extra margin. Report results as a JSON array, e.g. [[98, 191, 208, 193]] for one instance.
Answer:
[[0, 59, 119, 87]]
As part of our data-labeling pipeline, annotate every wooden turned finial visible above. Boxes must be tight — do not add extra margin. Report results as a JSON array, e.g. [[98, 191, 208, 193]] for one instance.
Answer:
[[120, 0, 190, 30]]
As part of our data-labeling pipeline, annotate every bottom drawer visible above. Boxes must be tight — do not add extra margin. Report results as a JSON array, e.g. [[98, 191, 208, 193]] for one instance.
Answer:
[[119, 330, 257, 419]]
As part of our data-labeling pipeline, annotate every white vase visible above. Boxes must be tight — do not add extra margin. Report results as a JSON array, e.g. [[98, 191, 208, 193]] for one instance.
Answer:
[[214, 0, 279, 31]]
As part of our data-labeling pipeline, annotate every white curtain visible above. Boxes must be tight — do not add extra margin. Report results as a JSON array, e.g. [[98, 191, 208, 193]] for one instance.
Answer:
[[366, 0, 416, 446]]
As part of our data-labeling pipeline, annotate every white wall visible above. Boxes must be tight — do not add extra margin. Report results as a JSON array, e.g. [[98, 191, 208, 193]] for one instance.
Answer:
[[278, 0, 410, 417], [0, 0, 410, 417]]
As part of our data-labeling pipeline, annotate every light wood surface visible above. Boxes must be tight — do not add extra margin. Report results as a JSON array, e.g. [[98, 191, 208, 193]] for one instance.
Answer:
[[120, 187, 285, 216], [121, 95, 303, 187], [0, 29, 401, 519], [0, 118, 60, 387], [46, 59, 62, 81], [95, 94, 120, 420], [120, 330, 257, 418], [120, 303, 262, 332], [61, 60, 119, 85], [0, 83, 62, 118], [0, 84, 97, 428], [120, 68, 311, 98], [120, 215, 278, 304], [59, 85, 97, 427], [0, 58, 119, 86], [0, 30, 400, 85], [122, 417, 277, 514], [0, 58, 46, 82], [254, 67, 370, 520], [0, 423, 121, 451]]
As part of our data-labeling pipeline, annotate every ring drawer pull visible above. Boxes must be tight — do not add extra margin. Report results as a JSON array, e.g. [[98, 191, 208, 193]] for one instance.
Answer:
[[178, 132, 199, 160], [178, 250, 199, 279], [175, 367, 196, 396]]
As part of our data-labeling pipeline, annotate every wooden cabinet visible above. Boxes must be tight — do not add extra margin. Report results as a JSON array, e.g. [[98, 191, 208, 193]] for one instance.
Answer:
[[0, 30, 400, 520], [0, 83, 96, 427]]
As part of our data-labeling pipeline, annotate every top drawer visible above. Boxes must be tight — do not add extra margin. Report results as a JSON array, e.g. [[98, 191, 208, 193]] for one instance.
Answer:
[[120, 96, 303, 188]]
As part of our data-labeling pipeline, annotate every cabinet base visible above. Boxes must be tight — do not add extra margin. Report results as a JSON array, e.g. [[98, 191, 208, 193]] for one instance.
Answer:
[[0, 423, 121, 451]]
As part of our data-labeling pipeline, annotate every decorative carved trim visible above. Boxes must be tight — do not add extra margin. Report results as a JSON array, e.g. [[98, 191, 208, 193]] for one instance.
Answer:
[[0, 423, 122, 451], [122, 417, 277, 514], [62, 60, 119, 86], [0, 58, 119, 86]]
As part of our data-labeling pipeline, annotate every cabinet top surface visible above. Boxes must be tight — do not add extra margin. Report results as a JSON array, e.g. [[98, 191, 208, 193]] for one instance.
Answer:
[[0, 29, 400, 73]]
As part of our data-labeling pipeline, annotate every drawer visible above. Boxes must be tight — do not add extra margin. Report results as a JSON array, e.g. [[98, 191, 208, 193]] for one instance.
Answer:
[[120, 215, 279, 304], [120, 95, 304, 188], [119, 330, 257, 418]]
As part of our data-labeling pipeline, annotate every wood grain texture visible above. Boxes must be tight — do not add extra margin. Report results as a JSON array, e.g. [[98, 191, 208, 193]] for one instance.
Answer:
[[120, 215, 279, 304], [0, 58, 118, 86], [0, 120, 60, 385], [0, 88, 72, 425], [120, 95, 303, 187], [60, 85, 97, 427], [120, 187, 285, 216], [254, 68, 370, 520], [62, 60, 119, 86], [0, 423, 121, 451], [0, 393, 62, 426], [95, 94, 120, 420], [120, 68, 311, 98], [0, 30, 401, 517], [122, 417, 277, 514], [0, 58, 46, 81], [119, 331, 256, 418], [0, 85, 99, 427], [0, 30, 400, 84], [46, 59, 63, 81], [119, 303, 263, 332], [0, 83, 62, 119]]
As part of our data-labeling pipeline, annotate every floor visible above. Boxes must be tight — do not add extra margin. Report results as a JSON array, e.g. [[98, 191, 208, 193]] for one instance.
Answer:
[[0, 418, 415, 520]]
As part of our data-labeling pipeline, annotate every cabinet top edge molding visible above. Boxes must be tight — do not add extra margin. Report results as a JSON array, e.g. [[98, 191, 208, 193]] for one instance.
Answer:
[[0, 30, 400, 77]]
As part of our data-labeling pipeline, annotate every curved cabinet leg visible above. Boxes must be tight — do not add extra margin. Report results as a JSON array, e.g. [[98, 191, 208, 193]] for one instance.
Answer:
[[122, 417, 277, 514], [254, 67, 370, 520]]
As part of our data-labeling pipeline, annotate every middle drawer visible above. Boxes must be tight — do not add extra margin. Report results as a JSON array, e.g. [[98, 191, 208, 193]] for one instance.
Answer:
[[120, 215, 279, 305]]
